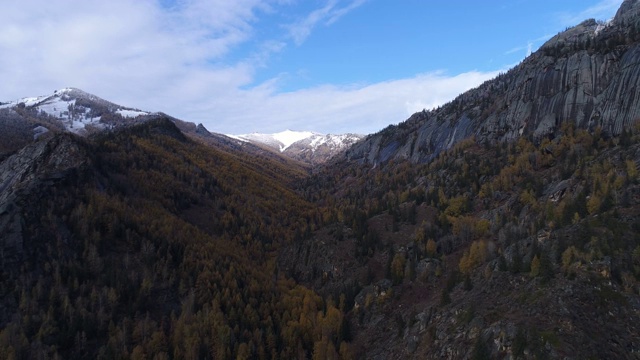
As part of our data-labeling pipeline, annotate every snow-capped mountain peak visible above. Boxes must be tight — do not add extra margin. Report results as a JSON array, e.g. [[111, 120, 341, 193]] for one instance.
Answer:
[[230, 130, 363, 164], [272, 130, 317, 151], [0, 88, 363, 166], [0, 88, 153, 135], [232, 130, 319, 152]]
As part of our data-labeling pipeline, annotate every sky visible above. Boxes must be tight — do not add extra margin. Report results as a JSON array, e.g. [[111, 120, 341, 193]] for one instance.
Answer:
[[0, 0, 624, 135]]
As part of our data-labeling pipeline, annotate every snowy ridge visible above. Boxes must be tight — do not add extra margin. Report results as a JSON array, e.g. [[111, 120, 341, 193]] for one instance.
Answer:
[[233, 130, 319, 152], [272, 130, 316, 151], [307, 133, 362, 152], [117, 109, 150, 118], [225, 134, 248, 142], [0, 88, 152, 134], [230, 130, 364, 164], [1, 88, 361, 164]]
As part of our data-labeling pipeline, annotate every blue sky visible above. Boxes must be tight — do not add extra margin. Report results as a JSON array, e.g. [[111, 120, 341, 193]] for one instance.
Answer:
[[0, 0, 624, 135]]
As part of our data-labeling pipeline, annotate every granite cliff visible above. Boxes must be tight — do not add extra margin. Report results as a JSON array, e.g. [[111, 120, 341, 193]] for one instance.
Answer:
[[344, 0, 640, 165]]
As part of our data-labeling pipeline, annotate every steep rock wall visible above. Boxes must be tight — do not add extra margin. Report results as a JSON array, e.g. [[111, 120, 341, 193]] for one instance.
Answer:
[[343, 0, 640, 165]]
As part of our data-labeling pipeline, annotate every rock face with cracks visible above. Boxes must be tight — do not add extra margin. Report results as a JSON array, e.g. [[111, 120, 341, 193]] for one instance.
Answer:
[[343, 0, 640, 166]]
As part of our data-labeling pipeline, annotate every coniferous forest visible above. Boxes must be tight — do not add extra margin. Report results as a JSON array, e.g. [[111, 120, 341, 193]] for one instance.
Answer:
[[4, 1, 640, 358], [2, 114, 640, 359], [0, 119, 350, 359]]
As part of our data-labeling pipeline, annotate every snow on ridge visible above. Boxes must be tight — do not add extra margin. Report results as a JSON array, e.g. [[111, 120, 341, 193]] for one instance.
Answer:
[[272, 130, 316, 151], [116, 109, 149, 118], [308, 133, 362, 152], [225, 134, 248, 142], [2, 88, 77, 108], [22, 96, 47, 106], [55, 87, 74, 94], [594, 18, 613, 36], [0, 88, 155, 134], [234, 130, 318, 152], [231, 130, 362, 153], [0, 95, 48, 108], [309, 135, 326, 149], [65, 116, 105, 134], [0, 102, 14, 109], [1, 89, 73, 110]]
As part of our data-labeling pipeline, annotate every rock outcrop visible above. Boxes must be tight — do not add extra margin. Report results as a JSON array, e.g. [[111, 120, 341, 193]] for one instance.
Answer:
[[195, 123, 212, 136], [0, 134, 88, 279], [343, 0, 640, 165]]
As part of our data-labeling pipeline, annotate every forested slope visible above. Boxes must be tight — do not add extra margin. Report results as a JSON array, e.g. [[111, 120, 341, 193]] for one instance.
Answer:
[[0, 118, 350, 359], [288, 124, 640, 358]]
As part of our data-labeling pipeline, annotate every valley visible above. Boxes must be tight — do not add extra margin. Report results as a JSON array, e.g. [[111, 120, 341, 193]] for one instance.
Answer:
[[2, 1, 640, 359]]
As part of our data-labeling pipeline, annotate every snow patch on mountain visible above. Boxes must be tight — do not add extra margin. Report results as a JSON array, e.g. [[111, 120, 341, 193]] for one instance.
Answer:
[[117, 109, 150, 118], [595, 18, 612, 35], [308, 133, 362, 152], [233, 130, 320, 152], [272, 130, 316, 151], [0, 88, 74, 110], [1, 88, 152, 134], [225, 134, 249, 142], [230, 130, 364, 164]]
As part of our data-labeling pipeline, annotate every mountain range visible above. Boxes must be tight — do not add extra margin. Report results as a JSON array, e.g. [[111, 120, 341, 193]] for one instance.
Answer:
[[0, 89, 360, 166], [231, 130, 363, 165], [2, 0, 640, 359]]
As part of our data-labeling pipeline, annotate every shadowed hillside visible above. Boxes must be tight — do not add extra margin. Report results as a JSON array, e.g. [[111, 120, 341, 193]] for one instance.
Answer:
[[0, 118, 351, 359], [3, 1, 640, 359], [291, 123, 640, 358]]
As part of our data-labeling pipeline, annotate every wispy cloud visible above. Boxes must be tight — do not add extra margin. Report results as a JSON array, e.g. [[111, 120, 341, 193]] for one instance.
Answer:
[[0, 1, 267, 95], [505, 45, 528, 55], [326, 0, 368, 25], [286, 0, 368, 45], [202, 70, 501, 134], [505, 34, 555, 57], [0, 0, 497, 136]]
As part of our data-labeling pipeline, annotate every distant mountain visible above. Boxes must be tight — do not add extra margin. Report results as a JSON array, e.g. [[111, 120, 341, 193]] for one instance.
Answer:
[[0, 88, 354, 167], [342, 0, 640, 165], [0, 87, 152, 134], [0, 89, 294, 170], [232, 130, 363, 165], [0, 88, 162, 157]]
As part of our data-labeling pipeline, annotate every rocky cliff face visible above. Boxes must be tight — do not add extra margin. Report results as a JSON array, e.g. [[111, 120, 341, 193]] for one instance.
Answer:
[[344, 0, 640, 165], [0, 134, 88, 287]]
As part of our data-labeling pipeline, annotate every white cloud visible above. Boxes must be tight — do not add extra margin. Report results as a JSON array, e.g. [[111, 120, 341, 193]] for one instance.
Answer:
[[0, 0, 497, 136], [0, 0, 265, 110], [202, 70, 501, 135], [325, 0, 368, 25], [505, 45, 528, 55], [505, 33, 555, 58], [286, 0, 368, 45]]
